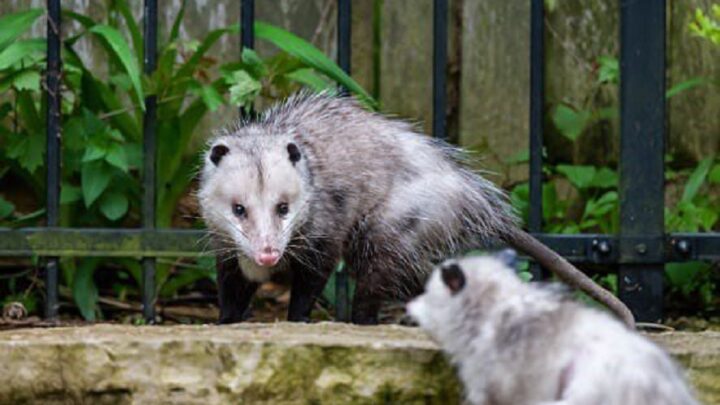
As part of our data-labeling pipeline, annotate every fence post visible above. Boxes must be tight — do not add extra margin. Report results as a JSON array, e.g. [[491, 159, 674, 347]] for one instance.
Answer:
[[240, 0, 255, 119], [142, 0, 158, 323], [528, 0, 545, 281], [618, 0, 666, 322], [334, 0, 352, 322], [44, 0, 62, 320], [433, 0, 448, 141]]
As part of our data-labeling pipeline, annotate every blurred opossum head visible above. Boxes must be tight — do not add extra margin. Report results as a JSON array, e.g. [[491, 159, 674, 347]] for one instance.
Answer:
[[198, 130, 311, 273], [407, 250, 522, 341]]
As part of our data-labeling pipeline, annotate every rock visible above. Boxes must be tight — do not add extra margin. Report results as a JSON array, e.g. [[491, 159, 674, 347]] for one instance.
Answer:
[[0, 324, 717, 404], [0, 323, 460, 404]]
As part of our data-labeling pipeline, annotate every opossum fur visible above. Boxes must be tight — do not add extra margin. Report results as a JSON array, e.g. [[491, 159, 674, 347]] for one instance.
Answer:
[[407, 253, 698, 405], [198, 91, 633, 325]]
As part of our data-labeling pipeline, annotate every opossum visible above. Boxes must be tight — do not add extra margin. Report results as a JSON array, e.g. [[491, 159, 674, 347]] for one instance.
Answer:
[[407, 252, 698, 405], [198, 91, 633, 326]]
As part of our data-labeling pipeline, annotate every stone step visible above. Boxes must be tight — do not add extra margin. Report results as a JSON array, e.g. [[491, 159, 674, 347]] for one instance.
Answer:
[[0, 323, 717, 404]]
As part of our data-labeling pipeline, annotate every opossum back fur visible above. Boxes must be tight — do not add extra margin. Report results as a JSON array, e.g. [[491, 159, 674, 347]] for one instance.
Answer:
[[199, 91, 516, 296], [407, 255, 698, 405]]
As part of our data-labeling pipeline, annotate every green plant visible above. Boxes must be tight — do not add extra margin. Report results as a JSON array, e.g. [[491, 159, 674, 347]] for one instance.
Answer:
[[0, 2, 373, 320]]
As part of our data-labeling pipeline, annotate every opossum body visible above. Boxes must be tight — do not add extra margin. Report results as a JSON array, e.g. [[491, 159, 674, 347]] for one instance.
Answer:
[[198, 92, 633, 325], [407, 253, 698, 405]]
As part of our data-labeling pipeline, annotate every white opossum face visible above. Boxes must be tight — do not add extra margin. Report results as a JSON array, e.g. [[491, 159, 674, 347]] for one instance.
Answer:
[[199, 134, 310, 271], [407, 252, 520, 341]]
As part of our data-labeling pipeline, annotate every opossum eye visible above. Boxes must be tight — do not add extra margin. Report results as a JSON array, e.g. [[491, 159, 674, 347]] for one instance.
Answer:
[[287, 143, 301, 164], [232, 204, 246, 218], [440, 262, 466, 295], [276, 202, 289, 217], [210, 144, 229, 166]]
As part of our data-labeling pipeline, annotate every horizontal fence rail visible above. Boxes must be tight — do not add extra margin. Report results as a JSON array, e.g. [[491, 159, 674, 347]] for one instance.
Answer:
[[0, 0, 716, 324], [1, 229, 718, 262]]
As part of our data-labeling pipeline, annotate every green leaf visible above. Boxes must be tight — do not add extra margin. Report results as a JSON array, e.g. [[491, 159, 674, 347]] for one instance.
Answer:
[[99, 191, 129, 221], [7, 132, 45, 174], [709, 164, 720, 184], [681, 157, 713, 203], [82, 144, 107, 162], [0, 197, 15, 219], [72, 258, 100, 321], [169, 0, 187, 43], [0, 9, 43, 52], [285, 68, 333, 91], [666, 77, 708, 99], [255, 21, 375, 107], [504, 148, 530, 165], [81, 161, 113, 207], [11, 70, 40, 91], [110, 0, 143, 66], [556, 165, 596, 190], [552, 104, 591, 141], [105, 143, 129, 172], [241, 48, 268, 78], [199, 85, 225, 112], [589, 167, 618, 188], [60, 184, 82, 204], [227, 70, 262, 108], [597, 56, 619, 84], [0, 39, 45, 70], [89, 25, 145, 109]]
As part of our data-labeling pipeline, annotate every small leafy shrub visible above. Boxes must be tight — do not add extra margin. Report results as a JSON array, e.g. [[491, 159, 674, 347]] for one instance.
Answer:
[[0, 1, 373, 320]]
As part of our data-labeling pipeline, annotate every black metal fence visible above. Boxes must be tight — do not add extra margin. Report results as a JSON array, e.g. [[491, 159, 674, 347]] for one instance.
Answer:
[[1, 0, 718, 323]]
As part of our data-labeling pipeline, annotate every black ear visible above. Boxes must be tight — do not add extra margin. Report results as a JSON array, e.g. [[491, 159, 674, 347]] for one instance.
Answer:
[[440, 262, 466, 295], [210, 144, 229, 166], [494, 249, 518, 270], [287, 142, 301, 164]]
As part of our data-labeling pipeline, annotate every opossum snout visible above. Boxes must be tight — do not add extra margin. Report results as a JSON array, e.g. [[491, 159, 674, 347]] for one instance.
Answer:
[[255, 246, 281, 267]]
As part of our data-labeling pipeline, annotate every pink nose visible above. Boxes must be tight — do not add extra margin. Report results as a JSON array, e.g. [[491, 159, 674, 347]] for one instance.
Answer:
[[255, 249, 280, 267]]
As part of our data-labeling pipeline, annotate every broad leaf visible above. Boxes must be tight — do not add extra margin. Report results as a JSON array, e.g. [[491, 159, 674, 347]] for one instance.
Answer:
[[81, 161, 113, 207], [105, 142, 129, 172], [0, 39, 45, 70], [552, 104, 591, 141], [89, 25, 145, 109], [556, 165, 596, 190], [99, 191, 129, 221], [11, 70, 40, 92], [227, 70, 261, 108], [60, 184, 82, 204], [0, 9, 43, 52]]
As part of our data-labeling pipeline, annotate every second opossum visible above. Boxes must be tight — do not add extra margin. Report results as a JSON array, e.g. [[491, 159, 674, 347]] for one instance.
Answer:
[[198, 92, 634, 326], [407, 252, 697, 405]]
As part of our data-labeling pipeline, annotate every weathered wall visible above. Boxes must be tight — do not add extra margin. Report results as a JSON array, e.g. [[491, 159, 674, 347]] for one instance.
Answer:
[[0, 324, 718, 404], [2, 0, 718, 181]]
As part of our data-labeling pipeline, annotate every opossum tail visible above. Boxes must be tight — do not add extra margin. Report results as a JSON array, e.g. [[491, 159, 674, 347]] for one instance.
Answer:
[[502, 227, 635, 328]]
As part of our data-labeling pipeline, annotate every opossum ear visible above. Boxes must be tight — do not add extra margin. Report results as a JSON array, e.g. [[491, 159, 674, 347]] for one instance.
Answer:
[[210, 144, 229, 166], [440, 262, 465, 295], [494, 249, 518, 271], [287, 143, 301, 164]]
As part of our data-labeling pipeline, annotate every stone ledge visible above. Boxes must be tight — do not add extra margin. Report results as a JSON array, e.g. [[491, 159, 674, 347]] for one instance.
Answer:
[[0, 324, 717, 404]]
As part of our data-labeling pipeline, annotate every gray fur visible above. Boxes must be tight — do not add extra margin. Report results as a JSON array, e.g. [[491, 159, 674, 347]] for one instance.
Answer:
[[408, 255, 699, 405], [199, 91, 514, 296]]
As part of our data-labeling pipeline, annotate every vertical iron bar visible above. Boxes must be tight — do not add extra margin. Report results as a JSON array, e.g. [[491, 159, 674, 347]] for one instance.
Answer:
[[142, 0, 158, 323], [432, 0, 448, 140], [335, 0, 351, 322], [240, 0, 255, 118], [528, 0, 544, 281], [618, 0, 666, 322], [44, 0, 61, 320]]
